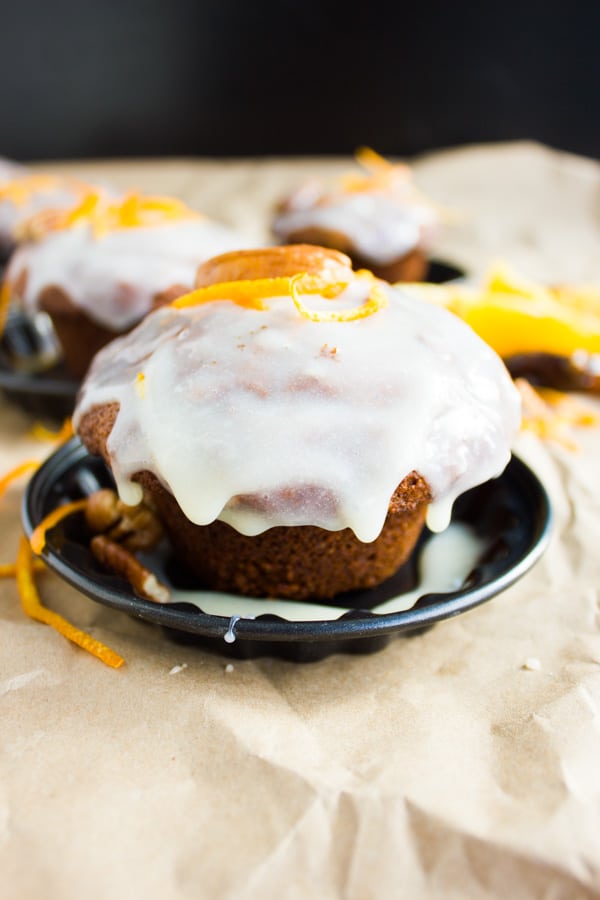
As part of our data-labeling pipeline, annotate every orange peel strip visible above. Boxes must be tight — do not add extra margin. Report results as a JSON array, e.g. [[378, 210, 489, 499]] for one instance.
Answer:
[[171, 273, 388, 322], [0, 560, 45, 577], [16, 536, 124, 669], [355, 147, 393, 171], [30, 498, 89, 556], [290, 272, 389, 322], [0, 278, 12, 338], [0, 460, 40, 500], [19, 190, 198, 241], [29, 418, 74, 444], [172, 277, 297, 311]]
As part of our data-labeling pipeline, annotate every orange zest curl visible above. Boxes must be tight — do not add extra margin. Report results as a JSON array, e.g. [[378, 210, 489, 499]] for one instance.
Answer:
[[171, 272, 389, 322], [16, 536, 124, 669], [0, 460, 40, 500], [290, 271, 389, 323], [30, 498, 89, 556]]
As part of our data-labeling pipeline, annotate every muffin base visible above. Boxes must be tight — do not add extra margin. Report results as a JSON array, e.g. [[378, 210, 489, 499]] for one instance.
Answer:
[[79, 402, 432, 601], [139, 469, 431, 600]]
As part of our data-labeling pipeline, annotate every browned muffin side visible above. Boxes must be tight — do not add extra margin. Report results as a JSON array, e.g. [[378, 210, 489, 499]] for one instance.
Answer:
[[79, 400, 431, 600]]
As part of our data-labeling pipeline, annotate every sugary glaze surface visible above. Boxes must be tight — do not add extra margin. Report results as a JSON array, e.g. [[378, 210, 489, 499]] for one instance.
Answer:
[[273, 152, 439, 265], [74, 247, 520, 542], [0, 170, 89, 249], [6, 217, 248, 331]]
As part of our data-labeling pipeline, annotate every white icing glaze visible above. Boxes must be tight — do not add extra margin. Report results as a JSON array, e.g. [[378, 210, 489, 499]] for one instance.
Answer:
[[75, 281, 521, 542], [274, 187, 438, 265], [7, 219, 249, 331], [163, 522, 484, 621]]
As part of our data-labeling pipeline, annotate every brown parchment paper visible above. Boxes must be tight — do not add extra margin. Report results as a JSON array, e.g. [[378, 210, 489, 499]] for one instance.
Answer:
[[1, 142, 600, 900]]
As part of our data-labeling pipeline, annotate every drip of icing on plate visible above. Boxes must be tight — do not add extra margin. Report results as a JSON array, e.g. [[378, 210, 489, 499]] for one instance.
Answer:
[[75, 279, 520, 542], [166, 522, 484, 622]]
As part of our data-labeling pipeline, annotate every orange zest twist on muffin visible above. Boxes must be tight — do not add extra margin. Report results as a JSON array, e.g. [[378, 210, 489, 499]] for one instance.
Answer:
[[171, 269, 388, 323], [20, 190, 200, 242]]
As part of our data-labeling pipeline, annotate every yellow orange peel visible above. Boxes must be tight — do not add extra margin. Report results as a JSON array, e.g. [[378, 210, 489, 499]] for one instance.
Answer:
[[0, 278, 12, 338], [16, 535, 124, 669], [30, 498, 89, 556], [172, 277, 293, 311], [29, 418, 74, 444], [406, 264, 600, 359], [171, 271, 389, 322], [0, 460, 40, 500]]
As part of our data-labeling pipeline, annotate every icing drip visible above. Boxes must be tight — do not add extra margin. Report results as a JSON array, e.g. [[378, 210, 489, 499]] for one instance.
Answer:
[[75, 282, 521, 542]]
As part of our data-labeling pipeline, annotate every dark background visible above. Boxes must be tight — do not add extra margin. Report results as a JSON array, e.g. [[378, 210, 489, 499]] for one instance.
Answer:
[[1, 0, 599, 161]]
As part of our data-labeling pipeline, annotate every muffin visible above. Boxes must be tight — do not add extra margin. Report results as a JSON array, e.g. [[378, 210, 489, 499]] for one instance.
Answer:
[[74, 245, 520, 601], [272, 149, 439, 283], [3, 190, 250, 377]]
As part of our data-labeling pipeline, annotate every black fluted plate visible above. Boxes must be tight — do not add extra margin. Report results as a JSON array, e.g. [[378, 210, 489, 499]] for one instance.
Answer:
[[0, 359, 78, 419], [22, 439, 551, 662]]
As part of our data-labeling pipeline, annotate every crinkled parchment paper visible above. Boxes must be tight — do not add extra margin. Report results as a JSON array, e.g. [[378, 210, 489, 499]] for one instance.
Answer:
[[1, 143, 599, 900]]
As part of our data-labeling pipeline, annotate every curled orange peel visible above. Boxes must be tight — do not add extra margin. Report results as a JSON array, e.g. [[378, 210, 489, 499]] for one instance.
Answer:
[[16, 535, 124, 669], [171, 272, 388, 322], [30, 498, 89, 556], [290, 271, 389, 322], [0, 460, 40, 501]]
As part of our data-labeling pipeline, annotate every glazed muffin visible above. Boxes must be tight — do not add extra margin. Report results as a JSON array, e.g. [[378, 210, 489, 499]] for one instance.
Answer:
[[272, 149, 439, 283], [3, 191, 250, 377], [74, 245, 520, 601]]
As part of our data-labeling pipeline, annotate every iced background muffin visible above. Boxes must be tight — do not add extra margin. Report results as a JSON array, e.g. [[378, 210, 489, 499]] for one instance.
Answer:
[[2, 190, 252, 377], [272, 149, 439, 283]]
